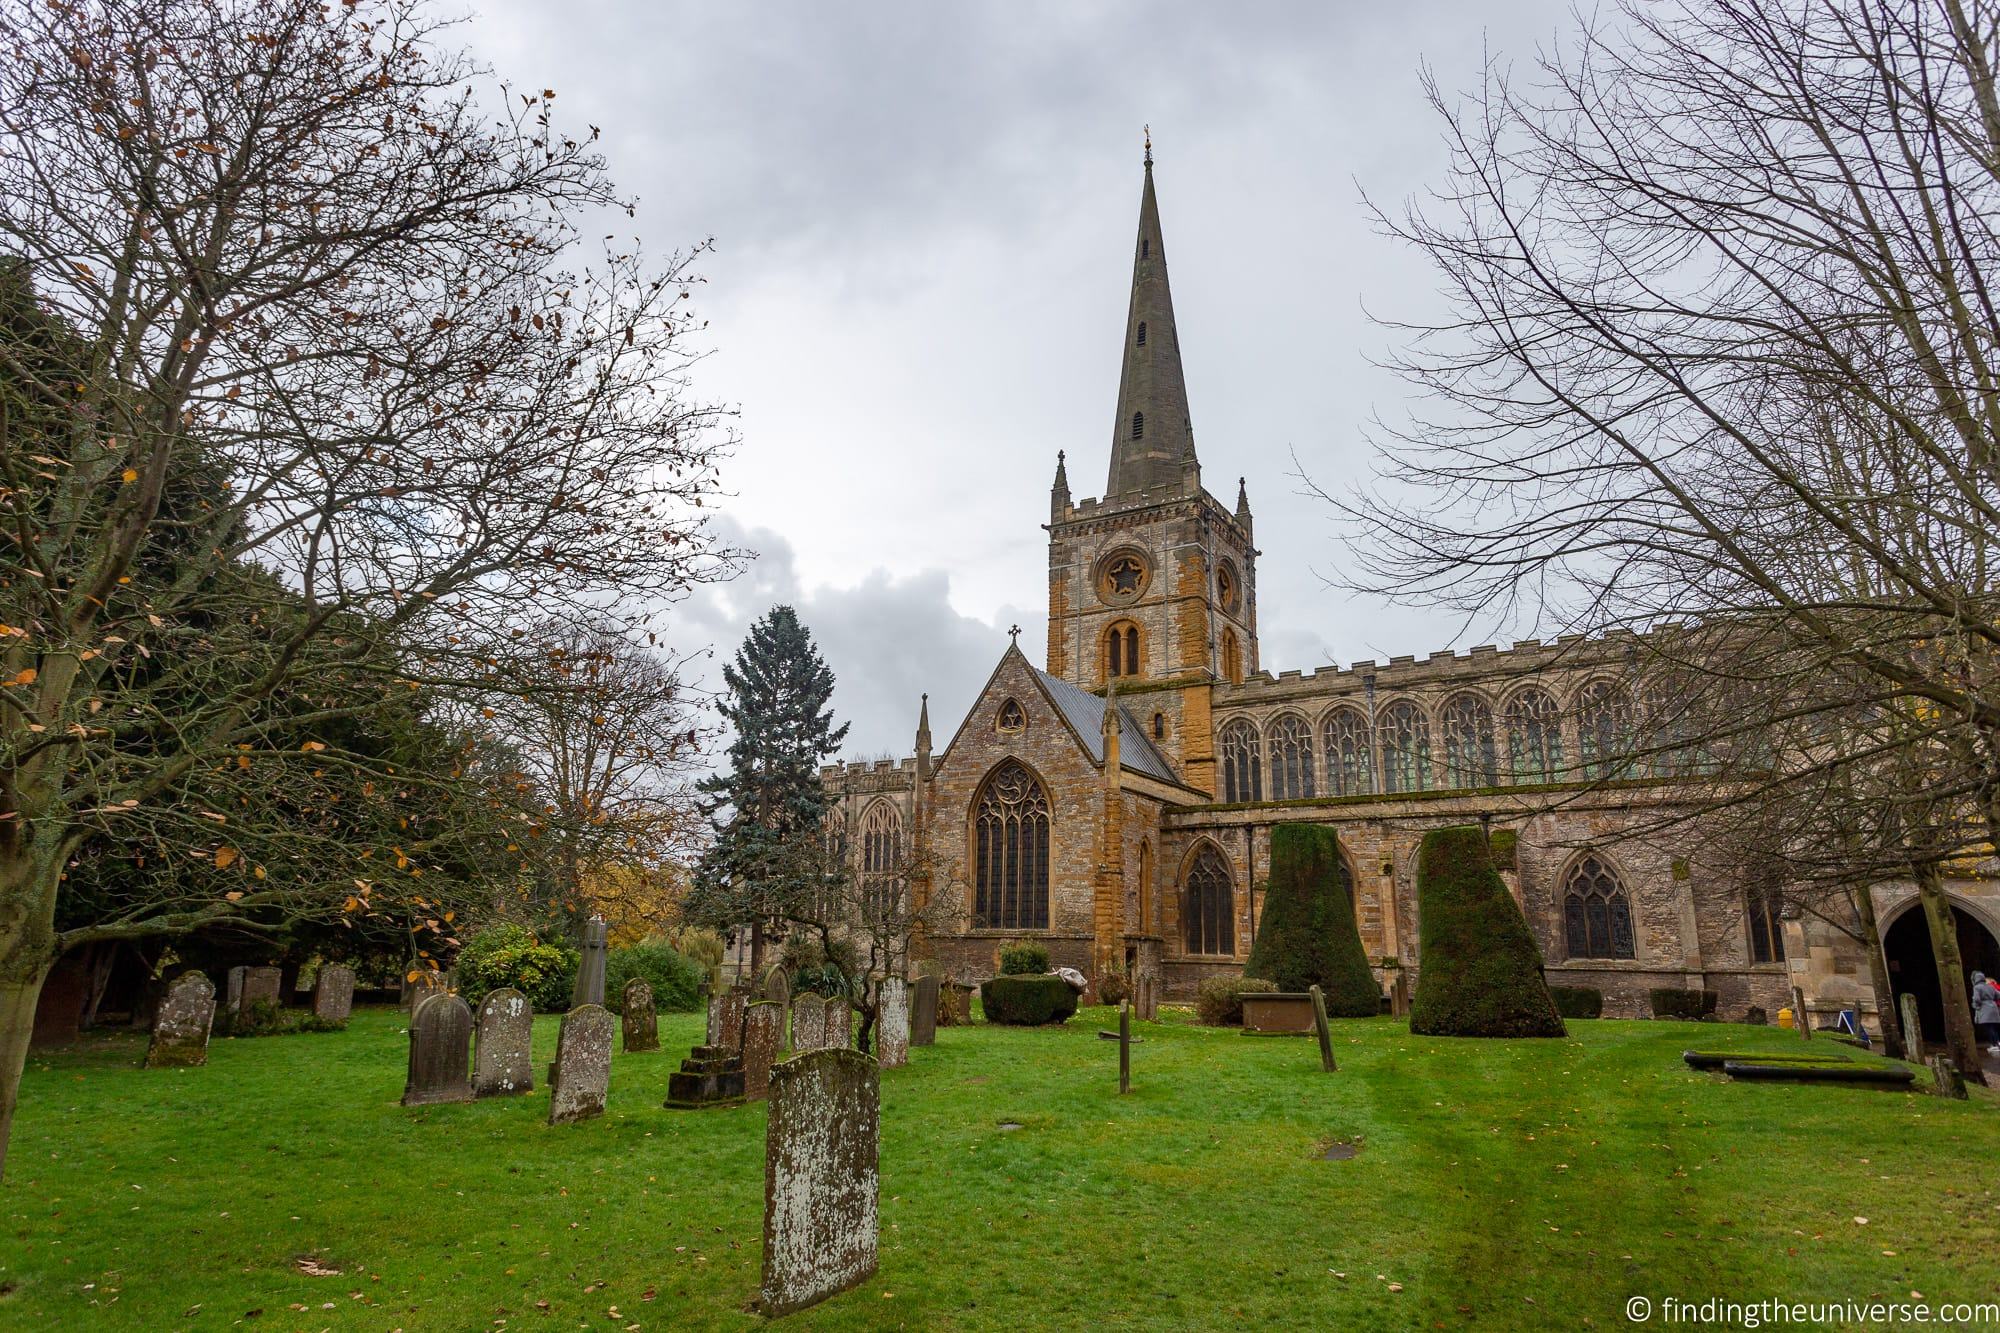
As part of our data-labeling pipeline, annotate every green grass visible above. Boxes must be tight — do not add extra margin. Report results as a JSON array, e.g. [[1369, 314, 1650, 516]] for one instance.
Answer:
[[4, 1009, 1998, 1330]]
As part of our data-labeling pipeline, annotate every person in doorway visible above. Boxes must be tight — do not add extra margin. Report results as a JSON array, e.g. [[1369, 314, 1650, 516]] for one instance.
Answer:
[[1971, 972, 2000, 1053]]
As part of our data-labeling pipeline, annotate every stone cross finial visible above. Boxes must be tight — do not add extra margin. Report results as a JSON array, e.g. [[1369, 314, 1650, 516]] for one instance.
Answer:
[[1008, 624, 1021, 645], [1143, 124, 1151, 165]]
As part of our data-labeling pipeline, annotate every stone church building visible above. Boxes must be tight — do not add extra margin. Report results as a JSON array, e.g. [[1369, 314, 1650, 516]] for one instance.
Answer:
[[820, 151, 2000, 1033]]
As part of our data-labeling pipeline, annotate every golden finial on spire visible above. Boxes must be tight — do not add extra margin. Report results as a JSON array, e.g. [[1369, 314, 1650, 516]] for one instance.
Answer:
[[1143, 124, 1152, 166]]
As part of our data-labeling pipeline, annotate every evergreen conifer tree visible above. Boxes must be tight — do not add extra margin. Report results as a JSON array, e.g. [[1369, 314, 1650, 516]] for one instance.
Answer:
[[686, 607, 848, 973], [1408, 825, 1567, 1038], [1244, 823, 1380, 1015]]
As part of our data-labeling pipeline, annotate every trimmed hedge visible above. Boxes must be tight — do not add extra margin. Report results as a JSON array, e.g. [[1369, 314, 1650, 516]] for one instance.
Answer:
[[1549, 986, 1603, 1019], [980, 974, 1077, 1026], [997, 940, 1051, 976], [1649, 988, 1719, 1022], [1244, 823, 1380, 1017], [1195, 975, 1277, 1026], [1409, 825, 1566, 1038]]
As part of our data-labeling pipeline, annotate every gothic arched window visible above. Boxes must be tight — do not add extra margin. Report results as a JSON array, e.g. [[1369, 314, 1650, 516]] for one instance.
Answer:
[[1505, 688, 1563, 784], [1221, 629, 1243, 684], [1105, 622, 1141, 679], [1137, 321, 1147, 346], [1131, 411, 1144, 440], [1439, 693, 1498, 789], [860, 801, 903, 922], [1219, 719, 1262, 803], [1747, 883, 1785, 964], [1645, 681, 1705, 777], [1322, 707, 1375, 797], [1379, 701, 1432, 794], [1183, 844, 1235, 955], [973, 761, 1050, 931], [1576, 680, 1638, 780], [1562, 854, 1636, 959], [1267, 714, 1315, 801]]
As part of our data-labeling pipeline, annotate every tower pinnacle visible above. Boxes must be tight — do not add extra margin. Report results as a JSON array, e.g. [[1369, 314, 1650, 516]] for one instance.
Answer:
[[1105, 146, 1197, 499]]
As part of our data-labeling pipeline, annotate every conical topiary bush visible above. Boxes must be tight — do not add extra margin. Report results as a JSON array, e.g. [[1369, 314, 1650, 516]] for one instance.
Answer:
[[1244, 823, 1380, 1017], [1408, 825, 1567, 1038]]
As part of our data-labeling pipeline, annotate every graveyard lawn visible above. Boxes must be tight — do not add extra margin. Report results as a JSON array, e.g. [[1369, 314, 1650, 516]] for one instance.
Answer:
[[5, 1012, 1999, 1331]]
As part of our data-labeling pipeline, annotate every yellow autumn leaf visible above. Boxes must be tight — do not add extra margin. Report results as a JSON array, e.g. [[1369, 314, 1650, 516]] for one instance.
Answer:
[[120, 468, 138, 483], [224, 890, 243, 902], [214, 846, 239, 870], [7, 668, 37, 687]]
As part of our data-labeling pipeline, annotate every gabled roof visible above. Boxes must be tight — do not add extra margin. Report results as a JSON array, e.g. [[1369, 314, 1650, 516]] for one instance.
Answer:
[[1031, 667, 1178, 785]]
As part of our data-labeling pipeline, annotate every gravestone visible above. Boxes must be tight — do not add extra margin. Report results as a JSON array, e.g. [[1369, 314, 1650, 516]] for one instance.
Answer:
[[549, 1004, 613, 1124], [792, 994, 829, 1052], [762, 964, 791, 1009], [910, 974, 939, 1048], [571, 917, 608, 1008], [876, 978, 909, 1069], [664, 1042, 746, 1109], [1128, 937, 1163, 1022], [402, 992, 473, 1106], [402, 968, 446, 1011], [1119, 1000, 1131, 1094], [145, 972, 216, 1068], [760, 1048, 880, 1316], [1928, 1054, 1969, 1100], [708, 985, 748, 1054], [312, 965, 355, 1024], [621, 978, 659, 1052], [1899, 992, 1923, 1060], [1308, 985, 1337, 1073], [474, 987, 534, 1097], [225, 965, 246, 1016], [743, 999, 783, 1101], [241, 965, 281, 1009], [823, 997, 850, 1050]]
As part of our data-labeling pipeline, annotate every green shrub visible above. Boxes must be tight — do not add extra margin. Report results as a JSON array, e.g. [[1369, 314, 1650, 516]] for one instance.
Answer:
[[666, 925, 726, 975], [1409, 826, 1566, 1038], [1549, 986, 1603, 1019], [1649, 988, 1719, 1022], [1489, 827, 1519, 871], [979, 974, 1078, 1025], [605, 939, 704, 1015], [455, 925, 578, 1013], [996, 940, 1050, 976], [1195, 975, 1278, 1026], [780, 934, 858, 998], [1244, 823, 1380, 1017]]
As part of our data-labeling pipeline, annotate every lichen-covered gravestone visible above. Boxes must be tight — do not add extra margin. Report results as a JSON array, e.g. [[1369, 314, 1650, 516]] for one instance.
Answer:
[[876, 978, 909, 1069], [791, 994, 828, 1052], [823, 997, 850, 1050], [548, 1004, 613, 1125], [909, 974, 939, 1048], [402, 992, 473, 1106], [621, 978, 658, 1052], [242, 965, 281, 1009], [145, 972, 216, 1068], [743, 1000, 783, 1101], [760, 1048, 880, 1316], [762, 964, 791, 1010], [708, 985, 747, 1053], [474, 987, 534, 1097], [312, 965, 355, 1024]]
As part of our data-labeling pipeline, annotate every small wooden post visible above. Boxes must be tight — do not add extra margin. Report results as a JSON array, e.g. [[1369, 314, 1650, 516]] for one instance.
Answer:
[[1118, 1001, 1131, 1095], [1898, 993, 1923, 1062], [1309, 985, 1336, 1073], [1792, 986, 1811, 1042]]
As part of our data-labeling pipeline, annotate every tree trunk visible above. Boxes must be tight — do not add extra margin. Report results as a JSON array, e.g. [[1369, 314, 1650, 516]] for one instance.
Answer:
[[81, 941, 119, 1031], [749, 920, 764, 982], [0, 964, 53, 1182], [1915, 861, 1987, 1085], [1850, 884, 1904, 1059]]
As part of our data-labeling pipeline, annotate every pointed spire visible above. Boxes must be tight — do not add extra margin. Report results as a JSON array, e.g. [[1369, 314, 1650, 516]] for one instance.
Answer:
[[1105, 137, 1198, 499], [1050, 450, 1070, 520], [915, 692, 931, 754], [1235, 475, 1252, 528]]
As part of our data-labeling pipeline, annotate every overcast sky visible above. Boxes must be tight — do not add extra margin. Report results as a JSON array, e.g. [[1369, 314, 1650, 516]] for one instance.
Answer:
[[469, 0, 1582, 759]]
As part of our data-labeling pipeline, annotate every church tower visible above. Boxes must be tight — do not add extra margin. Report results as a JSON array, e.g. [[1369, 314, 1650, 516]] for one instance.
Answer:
[[1045, 139, 1259, 798]]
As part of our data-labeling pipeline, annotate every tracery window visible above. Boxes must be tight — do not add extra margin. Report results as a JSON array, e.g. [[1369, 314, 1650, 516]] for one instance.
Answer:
[[1105, 622, 1141, 678], [860, 802, 902, 923], [1219, 718, 1262, 802], [1439, 693, 1498, 789], [1103, 553, 1146, 599], [1379, 701, 1432, 794], [1577, 680, 1638, 781], [1562, 854, 1636, 959], [973, 761, 1050, 931], [1322, 707, 1375, 797], [1182, 844, 1235, 955], [996, 698, 1025, 734], [1267, 713, 1315, 801], [1505, 688, 1564, 784]]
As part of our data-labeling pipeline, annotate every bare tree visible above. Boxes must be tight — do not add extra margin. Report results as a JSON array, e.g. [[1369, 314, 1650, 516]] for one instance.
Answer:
[[0, 0, 731, 1173]]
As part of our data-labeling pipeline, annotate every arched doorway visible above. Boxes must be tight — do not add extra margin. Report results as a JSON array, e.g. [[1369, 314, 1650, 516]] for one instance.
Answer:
[[1882, 900, 2000, 1045]]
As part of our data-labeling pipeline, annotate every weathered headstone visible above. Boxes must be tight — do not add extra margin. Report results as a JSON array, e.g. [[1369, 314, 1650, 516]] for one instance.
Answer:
[[707, 985, 748, 1053], [402, 992, 473, 1106], [312, 964, 355, 1024], [1119, 1000, 1131, 1094], [792, 994, 828, 1052], [1308, 984, 1337, 1073], [145, 972, 216, 1068], [402, 968, 446, 1011], [225, 965, 246, 1016], [664, 1042, 746, 1109], [548, 1004, 613, 1125], [1792, 986, 1812, 1042], [1929, 1054, 1969, 1100], [572, 917, 608, 1009], [743, 999, 783, 1101], [621, 977, 659, 1052], [1898, 992, 1923, 1061], [242, 965, 281, 1009], [760, 1048, 880, 1316], [823, 997, 850, 1050], [876, 978, 909, 1069], [473, 987, 534, 1097], [910, 974, 939, 1048], [762, 964, 791, 1009]]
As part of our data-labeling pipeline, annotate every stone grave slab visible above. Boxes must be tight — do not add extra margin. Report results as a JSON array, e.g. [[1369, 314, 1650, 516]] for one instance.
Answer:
[[403, 992, 473, 1106], [474, 987, 535, 1097], [549, 1004, 613, 1124], [760, 1048, 880, 1316], [145, 972, 216, 1068]]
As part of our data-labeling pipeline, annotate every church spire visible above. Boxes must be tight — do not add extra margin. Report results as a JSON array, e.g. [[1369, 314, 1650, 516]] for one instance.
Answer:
[[1105, 135, 1198, 499], [1050, 449, 1070, 521]]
